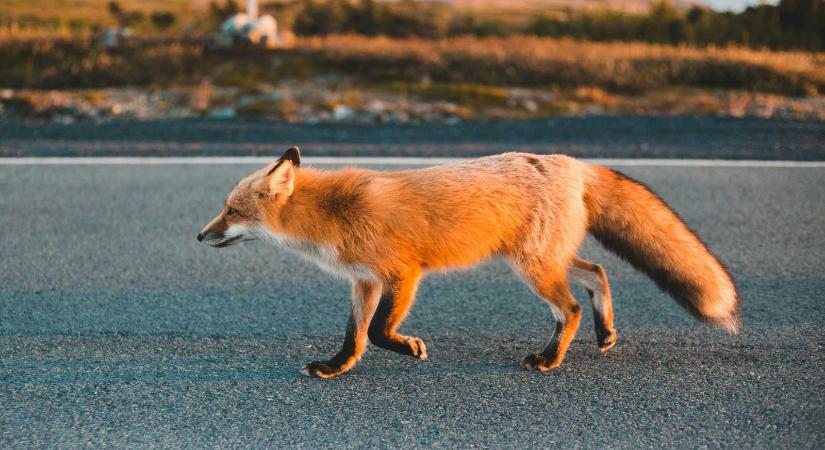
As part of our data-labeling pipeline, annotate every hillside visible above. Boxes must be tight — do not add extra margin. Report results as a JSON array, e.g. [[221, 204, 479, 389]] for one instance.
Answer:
[[430, 0, 699, 14]]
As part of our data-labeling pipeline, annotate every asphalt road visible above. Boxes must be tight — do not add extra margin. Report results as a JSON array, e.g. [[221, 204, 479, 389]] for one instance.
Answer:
[[1, 161, 823, 448], [2, 116, 824, 159]]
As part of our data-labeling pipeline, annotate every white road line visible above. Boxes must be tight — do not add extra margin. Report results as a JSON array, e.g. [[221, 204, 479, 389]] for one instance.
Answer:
[[0, 156, 823, 168]]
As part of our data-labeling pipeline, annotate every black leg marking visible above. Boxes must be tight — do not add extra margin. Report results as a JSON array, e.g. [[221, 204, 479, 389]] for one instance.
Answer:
[[593, 308, 617, 351], [302, 318, 360, 379], [522, 317, 564, 371], [367, 279, 427, 360]]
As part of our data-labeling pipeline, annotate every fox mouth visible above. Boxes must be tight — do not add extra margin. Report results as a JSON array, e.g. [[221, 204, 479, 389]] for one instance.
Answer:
[[211, 235, 244, 248]]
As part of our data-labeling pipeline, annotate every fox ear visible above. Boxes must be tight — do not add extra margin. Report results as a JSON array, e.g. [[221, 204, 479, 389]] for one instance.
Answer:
[[264, 159, 295, 197], [279, 146, 301, 168], [261, 147, 300, 198]]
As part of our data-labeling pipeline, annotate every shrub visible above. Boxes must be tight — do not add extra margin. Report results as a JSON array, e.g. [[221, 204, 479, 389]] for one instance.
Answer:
[[1, 35, 822, 96], [150, 12, 176, 31]]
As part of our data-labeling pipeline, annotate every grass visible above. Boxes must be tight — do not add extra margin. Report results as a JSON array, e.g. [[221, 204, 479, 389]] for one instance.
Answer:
[[298, 35, 825, 96], [0, 0, 203, 35], [384, 82, 512, 108], [1, 35, 823, 97]]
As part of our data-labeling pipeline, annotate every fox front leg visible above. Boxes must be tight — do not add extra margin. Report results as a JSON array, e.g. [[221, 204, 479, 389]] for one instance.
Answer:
[[367, 270, 428, 360], [301, 280, 381, 379]]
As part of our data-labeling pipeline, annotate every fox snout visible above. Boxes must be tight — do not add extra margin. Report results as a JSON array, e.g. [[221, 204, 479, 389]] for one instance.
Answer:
[[198, 227, 244, 248], [196, 231, 219, 242], [197, 226, 227, 247], [198, 214, 253, 248], [197, 216, 232, 248]]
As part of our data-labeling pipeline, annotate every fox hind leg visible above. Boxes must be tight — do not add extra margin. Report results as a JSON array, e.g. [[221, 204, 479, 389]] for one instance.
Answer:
[[517, 261, 582, 371], [368, 268, 428, 360], [569, 257, 617, 351]]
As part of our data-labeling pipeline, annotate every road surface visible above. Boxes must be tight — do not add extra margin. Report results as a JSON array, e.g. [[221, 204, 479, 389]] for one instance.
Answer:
[[0, 160, 823, 447]]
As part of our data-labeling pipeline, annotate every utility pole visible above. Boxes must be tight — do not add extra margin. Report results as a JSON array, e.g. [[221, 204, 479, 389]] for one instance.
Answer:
[[247, 0, 258, 20]]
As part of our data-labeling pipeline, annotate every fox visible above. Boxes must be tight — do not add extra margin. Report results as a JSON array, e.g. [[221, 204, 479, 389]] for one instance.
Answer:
[[198, 147, 739, 379]]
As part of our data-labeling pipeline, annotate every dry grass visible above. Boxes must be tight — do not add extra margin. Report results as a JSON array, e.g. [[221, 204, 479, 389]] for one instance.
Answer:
[[0, 37, 208, 88], [1, 34, 823, 96], [0, 0, 202, 34], [297, 35, 825, 95]]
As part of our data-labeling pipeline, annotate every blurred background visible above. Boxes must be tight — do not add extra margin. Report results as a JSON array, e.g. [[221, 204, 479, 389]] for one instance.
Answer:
[[1, 0, 823, 131]]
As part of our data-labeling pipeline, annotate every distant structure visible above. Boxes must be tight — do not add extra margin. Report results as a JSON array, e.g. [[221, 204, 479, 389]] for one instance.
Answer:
[[216, 0, 291, 48]]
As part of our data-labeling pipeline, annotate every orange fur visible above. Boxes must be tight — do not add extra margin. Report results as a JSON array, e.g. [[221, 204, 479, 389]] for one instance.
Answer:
[[198, 148, 739, 378]]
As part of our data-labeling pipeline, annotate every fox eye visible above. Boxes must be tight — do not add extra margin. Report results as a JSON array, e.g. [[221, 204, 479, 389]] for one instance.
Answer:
[[226, 207, 238, 216]]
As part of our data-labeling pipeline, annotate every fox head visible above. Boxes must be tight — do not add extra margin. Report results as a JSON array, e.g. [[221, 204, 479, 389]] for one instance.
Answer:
[[197, 147, 301, 248]]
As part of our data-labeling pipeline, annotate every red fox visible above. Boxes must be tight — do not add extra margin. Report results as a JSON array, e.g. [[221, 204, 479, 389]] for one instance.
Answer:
[[198, 147, 739, 379]]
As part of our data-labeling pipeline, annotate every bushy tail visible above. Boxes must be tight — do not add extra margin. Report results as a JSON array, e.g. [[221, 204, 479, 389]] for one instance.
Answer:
[[584, 164, 739, 332]]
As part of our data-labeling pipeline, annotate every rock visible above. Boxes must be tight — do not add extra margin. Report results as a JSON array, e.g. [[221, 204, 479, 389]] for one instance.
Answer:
[[97, 27, 132, 48], [209, 107, 237, 119], [332, 105, 355, 121], [98, 28, 119, 47]]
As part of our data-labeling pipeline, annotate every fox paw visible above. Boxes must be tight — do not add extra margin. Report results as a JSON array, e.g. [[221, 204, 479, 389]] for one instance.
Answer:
[[300, 361, 348, 379], [597, 330, 618, 352], [405, 336, 428, 360], [521, 353, 561, 372]]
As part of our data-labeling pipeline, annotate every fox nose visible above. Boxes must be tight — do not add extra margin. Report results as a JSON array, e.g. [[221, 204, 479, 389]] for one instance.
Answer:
[[197, 233, 204, 242]]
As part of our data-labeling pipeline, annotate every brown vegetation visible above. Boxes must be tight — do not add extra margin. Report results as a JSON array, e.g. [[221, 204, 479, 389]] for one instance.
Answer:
[[2, 35, 823, 97], [298, 35, 825, 96]]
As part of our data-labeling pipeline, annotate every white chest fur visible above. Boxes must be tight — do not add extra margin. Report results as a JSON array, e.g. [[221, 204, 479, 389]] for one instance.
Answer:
[[256, 227, 376, 281]]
